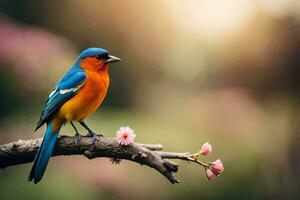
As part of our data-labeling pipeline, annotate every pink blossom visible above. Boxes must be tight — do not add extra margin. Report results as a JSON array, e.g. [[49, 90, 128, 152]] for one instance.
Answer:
[[116, 126, 136, 146], [210, 159, 224, 175], [205, 168, 215, 181], [199, 142, 212, 156]]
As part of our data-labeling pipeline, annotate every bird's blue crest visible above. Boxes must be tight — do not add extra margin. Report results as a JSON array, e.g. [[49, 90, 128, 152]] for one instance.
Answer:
[[76, 48, 109, 63]]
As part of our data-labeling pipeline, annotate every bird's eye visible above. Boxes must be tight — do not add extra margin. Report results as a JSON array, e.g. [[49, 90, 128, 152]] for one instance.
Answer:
[[96, 55, 102, 60]]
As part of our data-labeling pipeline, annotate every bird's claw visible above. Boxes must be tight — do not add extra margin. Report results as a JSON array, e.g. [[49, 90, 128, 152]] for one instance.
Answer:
[[75, 133, 82, 146], [87, 132, 103, 145]]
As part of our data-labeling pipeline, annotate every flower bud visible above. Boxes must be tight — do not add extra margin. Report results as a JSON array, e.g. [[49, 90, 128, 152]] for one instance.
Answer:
[[205, 168, 215, 181], [199, 142, 212, 156], [210, 159, 224, 175]]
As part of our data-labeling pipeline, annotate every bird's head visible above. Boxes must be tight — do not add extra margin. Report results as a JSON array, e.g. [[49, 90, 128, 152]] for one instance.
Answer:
[[76, 48, 121, 71]]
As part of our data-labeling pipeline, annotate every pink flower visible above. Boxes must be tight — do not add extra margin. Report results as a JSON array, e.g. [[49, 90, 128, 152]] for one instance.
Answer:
[[199, 142, 212, 156], [116, 126, 136, 146], [205, 168, 215, 181], [210, 159, 224, 176]]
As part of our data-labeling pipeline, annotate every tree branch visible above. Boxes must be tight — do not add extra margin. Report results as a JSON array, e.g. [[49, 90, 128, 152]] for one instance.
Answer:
[[0, 135, 204, 184]]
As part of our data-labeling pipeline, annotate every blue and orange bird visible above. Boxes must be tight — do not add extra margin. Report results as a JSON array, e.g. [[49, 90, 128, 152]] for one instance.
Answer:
[[28, 48, 120, 183]]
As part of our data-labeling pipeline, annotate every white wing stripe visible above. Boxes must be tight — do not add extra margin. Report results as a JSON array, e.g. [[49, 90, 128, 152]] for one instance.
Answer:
[[59, 83, 83, 94], [49, 90, 56, 98]]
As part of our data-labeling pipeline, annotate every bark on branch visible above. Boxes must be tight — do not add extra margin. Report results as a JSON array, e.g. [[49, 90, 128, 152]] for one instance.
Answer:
[[0, 135, 202, 184]]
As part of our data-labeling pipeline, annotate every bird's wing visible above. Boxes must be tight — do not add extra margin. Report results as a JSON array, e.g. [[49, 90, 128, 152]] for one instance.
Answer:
[[35, 71, 87, 131]]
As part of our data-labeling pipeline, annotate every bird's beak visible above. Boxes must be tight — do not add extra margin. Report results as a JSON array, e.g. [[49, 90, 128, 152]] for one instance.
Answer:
[[104, 55, 121, 64]]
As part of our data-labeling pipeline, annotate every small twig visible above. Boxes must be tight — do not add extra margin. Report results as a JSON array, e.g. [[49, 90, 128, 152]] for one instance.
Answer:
[[137, 143, 163, 151], [156, 151, 209, 167]]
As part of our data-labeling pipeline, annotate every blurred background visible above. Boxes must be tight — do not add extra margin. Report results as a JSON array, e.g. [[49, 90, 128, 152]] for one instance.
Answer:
[[0, 0, 300, 199]]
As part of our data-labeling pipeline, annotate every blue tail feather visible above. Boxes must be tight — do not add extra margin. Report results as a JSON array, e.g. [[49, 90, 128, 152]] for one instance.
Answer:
[[29, 121, 60, 184]]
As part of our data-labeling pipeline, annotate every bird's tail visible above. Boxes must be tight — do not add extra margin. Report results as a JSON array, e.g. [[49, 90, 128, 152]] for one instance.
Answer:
[[28, 120, 61, 184]]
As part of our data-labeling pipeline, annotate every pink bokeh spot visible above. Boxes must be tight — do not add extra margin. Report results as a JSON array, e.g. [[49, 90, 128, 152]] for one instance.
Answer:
[[116, 126, 136, 146]]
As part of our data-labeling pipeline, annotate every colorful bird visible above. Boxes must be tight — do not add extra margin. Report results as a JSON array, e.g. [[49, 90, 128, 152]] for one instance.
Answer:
[[28, 48, 121, 184]]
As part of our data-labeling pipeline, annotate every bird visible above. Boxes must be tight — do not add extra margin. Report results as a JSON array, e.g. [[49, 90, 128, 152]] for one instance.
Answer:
[[28, 47, 121, 184]]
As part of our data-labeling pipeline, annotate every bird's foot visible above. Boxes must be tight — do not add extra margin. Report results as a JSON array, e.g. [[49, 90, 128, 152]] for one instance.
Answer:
[[86, 132, 103, 145], [75, 132, 83, 146]]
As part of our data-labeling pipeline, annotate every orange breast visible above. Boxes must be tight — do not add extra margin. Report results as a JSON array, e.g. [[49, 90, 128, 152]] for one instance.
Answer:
[[58, 69, 110, 122]]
